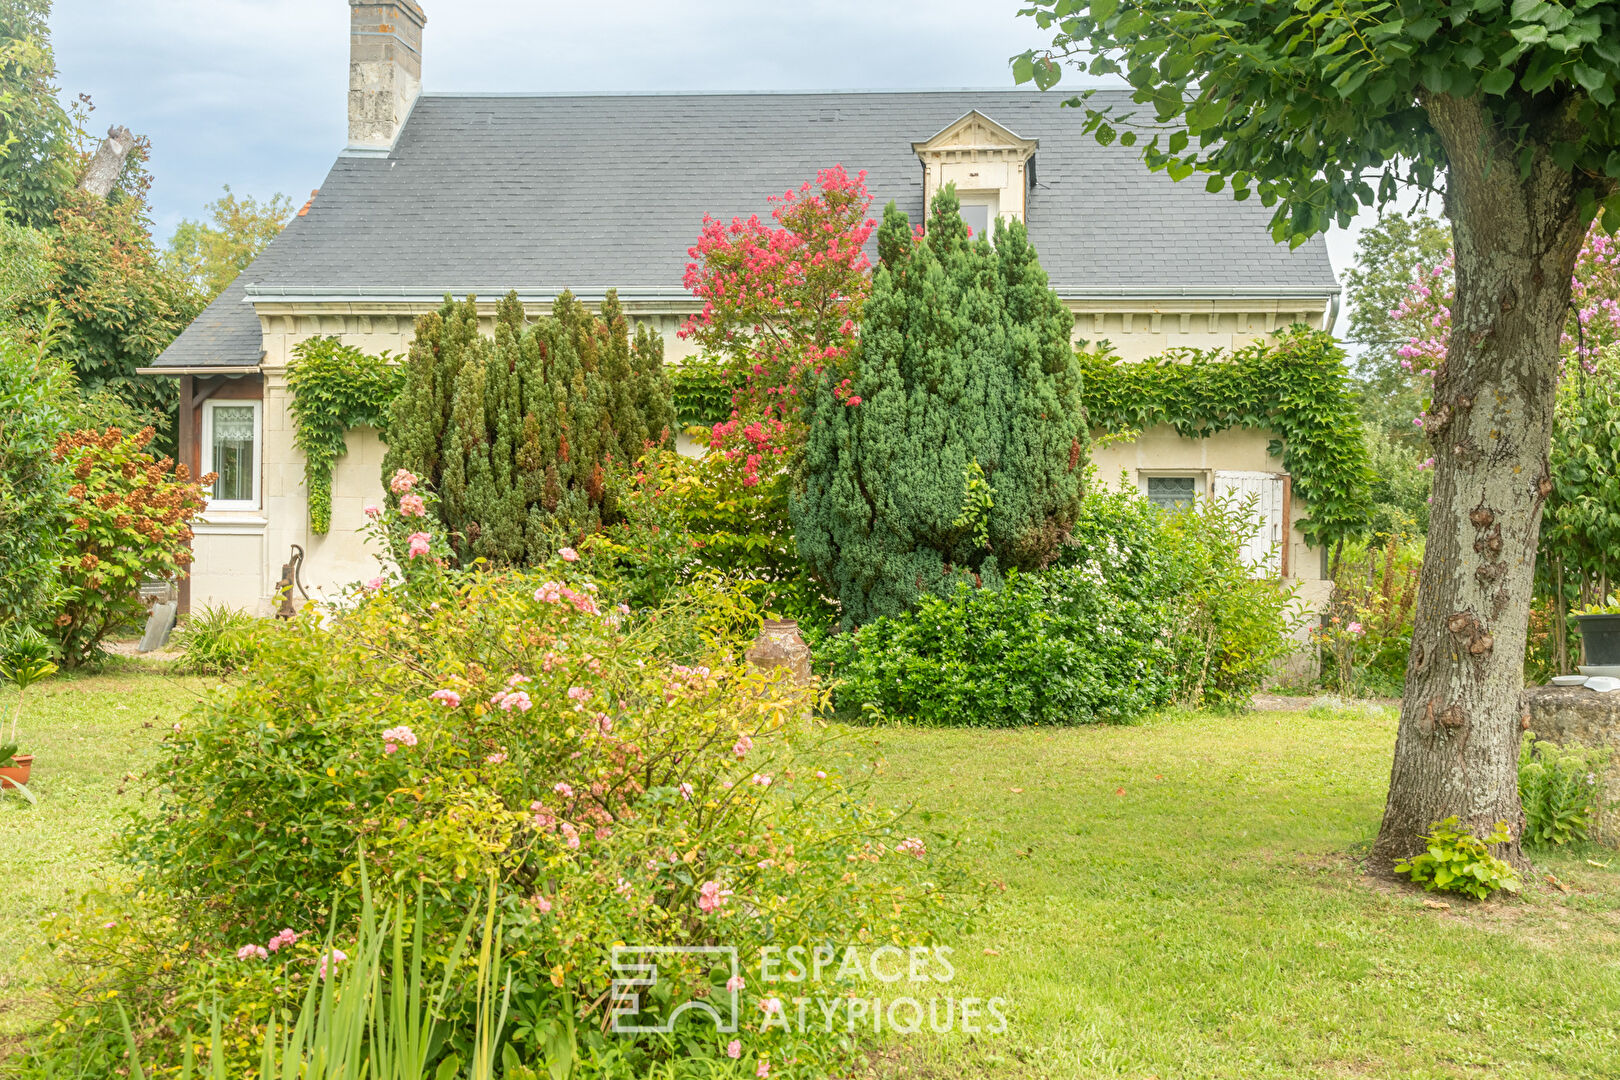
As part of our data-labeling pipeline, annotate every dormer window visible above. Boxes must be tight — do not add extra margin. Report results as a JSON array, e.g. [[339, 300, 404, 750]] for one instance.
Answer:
[[912, 111, 1038, 232], [959, 201, 990, 240]]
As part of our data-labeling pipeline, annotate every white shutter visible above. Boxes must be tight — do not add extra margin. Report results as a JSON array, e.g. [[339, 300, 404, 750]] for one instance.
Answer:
[[1212, 471, 1286, 576]]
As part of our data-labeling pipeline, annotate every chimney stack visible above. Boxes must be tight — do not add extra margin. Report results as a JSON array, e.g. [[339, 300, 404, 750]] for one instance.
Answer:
[[347, 1, 426, 152]]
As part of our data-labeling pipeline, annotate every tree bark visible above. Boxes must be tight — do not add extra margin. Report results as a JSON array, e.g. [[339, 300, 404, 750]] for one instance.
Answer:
[[1372, 93, 1597, 870], [78, 125, 136, 200]]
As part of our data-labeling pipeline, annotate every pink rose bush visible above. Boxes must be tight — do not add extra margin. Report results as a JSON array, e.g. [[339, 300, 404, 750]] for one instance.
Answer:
[[72, 568, 966, 1078]]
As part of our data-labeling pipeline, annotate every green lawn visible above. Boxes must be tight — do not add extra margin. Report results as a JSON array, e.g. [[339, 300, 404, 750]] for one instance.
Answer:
[[0, 666, 218, 1052], [860, 706, 1620, 1079], [3, 675, 1618, 1078]]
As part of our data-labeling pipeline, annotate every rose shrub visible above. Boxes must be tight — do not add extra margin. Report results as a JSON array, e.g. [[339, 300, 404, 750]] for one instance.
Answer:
[[40, 560, 970, 1077]]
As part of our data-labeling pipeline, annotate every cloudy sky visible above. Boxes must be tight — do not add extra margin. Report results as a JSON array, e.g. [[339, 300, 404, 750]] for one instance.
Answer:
[[49, 0, 1389, 315]]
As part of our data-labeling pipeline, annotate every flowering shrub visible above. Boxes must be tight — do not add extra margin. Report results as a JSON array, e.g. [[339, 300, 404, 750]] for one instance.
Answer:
[[49, 426, 211, 665], [1318, 537, 1421, 697], [1059, 482, 1303, 709], [58, 567, 968, 1075], [678, 165, 874, 439]]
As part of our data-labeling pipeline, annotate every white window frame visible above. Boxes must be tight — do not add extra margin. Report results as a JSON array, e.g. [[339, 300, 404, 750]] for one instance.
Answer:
[[955, 189, 1000, 242], [1139, 470, 1206, 510], [200, 399, 262, 512]]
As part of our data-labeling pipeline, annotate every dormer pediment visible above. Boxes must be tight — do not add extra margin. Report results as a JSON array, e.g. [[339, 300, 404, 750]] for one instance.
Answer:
[[913, 111, 1039, 228], [911, 110, 1039, 158]]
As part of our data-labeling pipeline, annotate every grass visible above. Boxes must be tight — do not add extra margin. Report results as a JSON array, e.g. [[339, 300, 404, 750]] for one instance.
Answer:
[[859, 706, 1620, 1080], [0, 664, 217, 1051], [3, 674, 1618, 1078]]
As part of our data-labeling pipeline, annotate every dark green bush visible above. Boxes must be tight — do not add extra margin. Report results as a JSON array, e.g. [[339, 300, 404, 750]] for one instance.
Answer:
[[822, 481, 1303, 726], [1519, 734, 1610, 848], [821, 566, 1176, 726]]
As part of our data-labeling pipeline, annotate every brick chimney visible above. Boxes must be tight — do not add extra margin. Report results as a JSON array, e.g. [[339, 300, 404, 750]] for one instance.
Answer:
[[347, 1, 426, 152]]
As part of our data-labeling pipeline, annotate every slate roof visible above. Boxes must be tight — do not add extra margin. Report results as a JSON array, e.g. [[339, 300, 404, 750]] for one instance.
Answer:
[[144, 275, 262, 370], [151, 89, 1339, 369]]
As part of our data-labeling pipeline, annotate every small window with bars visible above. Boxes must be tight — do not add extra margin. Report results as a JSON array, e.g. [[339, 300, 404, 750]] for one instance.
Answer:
[[1146, 475, 1197, 510]]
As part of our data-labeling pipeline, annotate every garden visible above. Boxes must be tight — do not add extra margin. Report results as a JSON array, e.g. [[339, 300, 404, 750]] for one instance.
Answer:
[[8, 3, 1620, 1076]]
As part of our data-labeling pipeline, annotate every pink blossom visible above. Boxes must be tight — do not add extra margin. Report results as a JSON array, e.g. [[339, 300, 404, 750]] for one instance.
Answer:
[[1348, 621, 1365, 636], [895, 837, 927, 859], [407, 532, 432, 558], [507, 673, 531, 687], [389, 469, 417, 495], [382, 725, 418, 747], [533, 894, 553, 914], [267, 929, 299, 952], [364, 576, 385, 591], [363, 504, 381, 519], [534, 581, 564, 603], [568, 686, 593, 703], [236, 944, 268, 961], [756, 1060, 770, 1079], [318, 948, 348, 980], [751, 773, 772, 787], [487, 752, 507, 764], [499, 690, 532, 712], [845, 395, 862, 407], [554, 781, 575, 798], [726, 1040, 742, 1059], [559, 546, 579, 562], [697, 880, 732, 914], [430, 689, 461, 708], [560, 822, 580, 849], [726, 974, 745, 992], [398, 493, 426, 517], [732, 735, 753, 758], [678, 782, 694, 800]]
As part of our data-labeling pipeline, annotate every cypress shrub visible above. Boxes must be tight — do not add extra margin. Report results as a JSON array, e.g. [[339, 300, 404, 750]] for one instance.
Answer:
[[383, 290, 673, 565], [793, 188, 1088, 624]]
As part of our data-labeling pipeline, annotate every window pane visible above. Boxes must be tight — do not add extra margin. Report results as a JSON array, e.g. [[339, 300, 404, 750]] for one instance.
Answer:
[[959, 203, 990, 240], [211, 405, 254, 503], [1147, 476, 1196, 510]]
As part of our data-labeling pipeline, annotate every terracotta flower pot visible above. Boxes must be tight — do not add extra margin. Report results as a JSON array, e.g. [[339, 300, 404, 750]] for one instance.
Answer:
[[0, 754, 33, 790]]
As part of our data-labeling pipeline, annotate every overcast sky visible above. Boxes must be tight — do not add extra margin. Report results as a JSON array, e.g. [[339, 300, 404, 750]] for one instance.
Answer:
[[49, 0, 1388, 322]]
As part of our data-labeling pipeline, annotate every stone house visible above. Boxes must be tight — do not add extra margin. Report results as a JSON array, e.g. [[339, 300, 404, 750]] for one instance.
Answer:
[[143, 0, 1341, 620]]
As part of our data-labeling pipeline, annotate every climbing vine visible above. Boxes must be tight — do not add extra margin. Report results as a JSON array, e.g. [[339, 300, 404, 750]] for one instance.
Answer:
[[286, 337, 401, 534], [668, 354, 734, 429], [1079, 327, 1372, 549]]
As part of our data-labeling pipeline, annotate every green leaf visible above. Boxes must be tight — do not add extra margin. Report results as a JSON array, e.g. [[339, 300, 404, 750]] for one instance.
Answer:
[[1481, 67, 1516, 95], [1092, 0, 1120, 22], [1408, 16, 1441, 40]]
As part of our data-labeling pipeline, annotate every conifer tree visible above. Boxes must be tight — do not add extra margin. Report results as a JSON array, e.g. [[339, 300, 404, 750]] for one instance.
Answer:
[[382, 289, 672, 565], [793, 188, 1087, 625]]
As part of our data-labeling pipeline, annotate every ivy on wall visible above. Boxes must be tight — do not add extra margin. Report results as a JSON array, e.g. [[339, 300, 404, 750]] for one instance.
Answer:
[[286, 337, 401, 534], [668, 354, 734, 429], [1079, 327, 1372, 549]]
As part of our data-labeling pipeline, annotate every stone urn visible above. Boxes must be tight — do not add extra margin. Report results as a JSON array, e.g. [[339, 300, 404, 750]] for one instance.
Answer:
[[745, 618, 814, 687]]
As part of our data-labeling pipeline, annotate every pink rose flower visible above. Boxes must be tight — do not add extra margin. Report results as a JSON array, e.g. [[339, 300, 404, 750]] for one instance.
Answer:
[[732, 735, 753, 758], [559, 546, 578, 562], [726, 1040, 742, 1059], [430, 689, 461, 708], [756, 1060, 770, 1078], [678, 782, 694, 800], [398, 493, 426, 517], [363, 504, 381, 519], [236, 944, 268, 961], [697, 880, 732, 914], [499, 690, 532, 712], [486, 752, 507, 764], [382, 725, 418, 748], [406, 532, 431, 559], [364, 576, 385, 592], [896, 837, 927, 859], [1348, 621, 1364, 635], [533, 894, 552, 914], [726, 974, 745, 993], [389, 469, 417, 494], [318, 948, 348, 980], [553, 781, 575, 798], [267, 929, 298, 952]]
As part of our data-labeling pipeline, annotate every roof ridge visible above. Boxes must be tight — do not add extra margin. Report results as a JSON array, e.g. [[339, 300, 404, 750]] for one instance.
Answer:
[[417, 86, 1130, 100]]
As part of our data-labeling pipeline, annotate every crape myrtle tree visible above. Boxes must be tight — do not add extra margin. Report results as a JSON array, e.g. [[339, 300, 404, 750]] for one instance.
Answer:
[[1017, 0, 1620, 867], [793, 188, 1087, 625], [383, 290, 673, 565]]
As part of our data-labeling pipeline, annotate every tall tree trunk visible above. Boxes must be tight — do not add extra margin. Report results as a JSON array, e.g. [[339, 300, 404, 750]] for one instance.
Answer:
[[1372, 94, 1594, 869], [78, 126, 136, 200]]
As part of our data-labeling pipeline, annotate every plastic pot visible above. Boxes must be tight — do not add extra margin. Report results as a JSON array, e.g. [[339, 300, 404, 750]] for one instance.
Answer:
[[1577, 613, 1620, 666]]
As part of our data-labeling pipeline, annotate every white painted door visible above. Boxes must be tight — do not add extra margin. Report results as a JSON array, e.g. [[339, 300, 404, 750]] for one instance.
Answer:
[[1213, 471, 1286, 576]]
